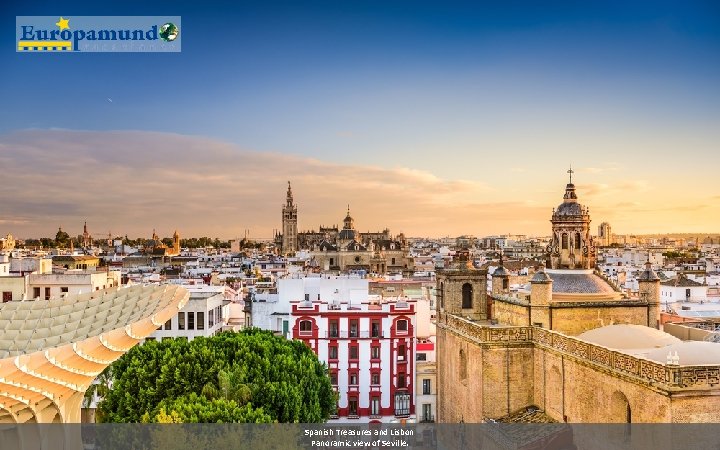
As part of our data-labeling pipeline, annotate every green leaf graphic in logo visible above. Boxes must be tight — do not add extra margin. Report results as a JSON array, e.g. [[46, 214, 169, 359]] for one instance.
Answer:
[[159, 23, 179, 42]]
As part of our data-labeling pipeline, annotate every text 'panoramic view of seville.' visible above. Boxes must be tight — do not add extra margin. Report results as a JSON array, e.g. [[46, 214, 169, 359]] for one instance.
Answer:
[[3, 1, 720, 449]]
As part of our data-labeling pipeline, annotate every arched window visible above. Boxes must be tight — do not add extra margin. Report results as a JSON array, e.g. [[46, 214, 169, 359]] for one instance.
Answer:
[[561, 233, 568, 249], [462, 283, 473, 309], [575, 232, 582, 249], [299, 320, 312, 335]]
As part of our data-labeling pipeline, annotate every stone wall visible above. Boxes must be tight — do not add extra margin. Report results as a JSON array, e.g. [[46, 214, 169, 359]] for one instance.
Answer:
[[548, 304, 650, 336], [491, 297, 529, 327], [438, 313, 720, 423]]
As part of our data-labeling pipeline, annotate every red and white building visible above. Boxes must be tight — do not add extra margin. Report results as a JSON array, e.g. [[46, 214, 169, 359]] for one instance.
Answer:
[[290, 281, 416, 423]]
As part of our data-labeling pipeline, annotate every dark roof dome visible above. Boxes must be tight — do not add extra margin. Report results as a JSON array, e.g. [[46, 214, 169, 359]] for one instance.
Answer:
[[338, 229, 356, 241], [492, 266, 509, 277]]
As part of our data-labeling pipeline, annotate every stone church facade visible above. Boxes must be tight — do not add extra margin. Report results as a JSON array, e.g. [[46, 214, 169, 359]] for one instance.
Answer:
[[437, 174, 720, 424]]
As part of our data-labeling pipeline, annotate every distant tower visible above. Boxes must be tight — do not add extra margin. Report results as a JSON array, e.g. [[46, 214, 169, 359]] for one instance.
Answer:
[[282, 181, 298, 254], [343, 205, 354, 231], [598, 222, 612, 247], [546, 167, 596, 269], [173, 230, 181, 255], [82, 221, 91, 248]]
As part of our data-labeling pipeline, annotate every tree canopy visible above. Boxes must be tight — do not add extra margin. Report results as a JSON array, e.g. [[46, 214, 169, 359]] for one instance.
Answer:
[[98, 329, 335, 423]]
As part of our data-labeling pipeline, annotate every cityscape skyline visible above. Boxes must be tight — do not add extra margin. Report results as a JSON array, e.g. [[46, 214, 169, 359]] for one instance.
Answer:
[[2, 1, 719, 239]]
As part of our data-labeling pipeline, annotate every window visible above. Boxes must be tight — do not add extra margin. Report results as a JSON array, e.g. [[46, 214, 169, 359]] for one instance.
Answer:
[[423, 379, 431, 395], [371, 320, 380, 338], [45, 287, 51, 300], [209, 309, 214, 327], [502, 278, 509, 289], [349, 372, 358, 386], [391, 257, 396, 265], [398, 344, 406, 361], [348, 398, 358, 416], [330, 371, 338, 385], [422, 403, 432, 422], [350, 319, 358, 337], [462, 283, 472, 309], [416, 352, 427, 361], [60, 287, 69, 293], [178, 312, 185, 330], [329, 346, 338, 360], [575, 232, 582, 249], [371, 373, 380, 385], [349, 345, 358, 360], [562, 233, 568, 249], [394, 392, 410, 416], [371, 346, 380, 360], [397, 373, 406, 388], [370, 397, 380, 416], [686, 288, 691, 298], [164, 319, 172, 330], [396, 319, 407, 333], [304, 293, 310, 301], [188, 312, 195, 330], [329, 320, 339, 338], [2, 292, 11, 303], [33, 287, 40, 299], [299, 320, 312, 335], [330, 258, 335, 266], [197, 311, 205, 330]]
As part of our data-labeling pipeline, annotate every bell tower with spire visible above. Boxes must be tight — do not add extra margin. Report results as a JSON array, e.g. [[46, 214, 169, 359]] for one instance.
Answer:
[[546, 167, 596, 269], [282, 181, 298, 254]]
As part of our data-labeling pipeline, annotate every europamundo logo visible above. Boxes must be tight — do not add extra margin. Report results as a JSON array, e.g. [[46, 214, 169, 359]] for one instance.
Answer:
[[16, 16, 181, 52]]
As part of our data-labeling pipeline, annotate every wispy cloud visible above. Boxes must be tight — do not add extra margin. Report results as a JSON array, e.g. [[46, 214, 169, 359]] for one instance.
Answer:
[[0, 130, 524, 238]]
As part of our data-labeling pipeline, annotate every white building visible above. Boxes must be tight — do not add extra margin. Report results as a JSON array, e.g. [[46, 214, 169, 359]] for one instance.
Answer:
[[149, 285, 228, 341]]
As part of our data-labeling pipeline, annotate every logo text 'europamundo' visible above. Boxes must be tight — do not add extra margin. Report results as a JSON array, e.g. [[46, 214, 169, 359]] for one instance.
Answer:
[[16, 16, 181, 52]]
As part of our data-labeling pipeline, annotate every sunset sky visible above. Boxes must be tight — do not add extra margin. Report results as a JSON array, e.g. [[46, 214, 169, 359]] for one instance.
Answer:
[[2, 1, 719, 239]]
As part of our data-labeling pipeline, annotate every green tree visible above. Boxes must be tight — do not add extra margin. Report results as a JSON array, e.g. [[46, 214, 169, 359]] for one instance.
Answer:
[[98, 330, 335, 423], [55, 228, 70, 247]]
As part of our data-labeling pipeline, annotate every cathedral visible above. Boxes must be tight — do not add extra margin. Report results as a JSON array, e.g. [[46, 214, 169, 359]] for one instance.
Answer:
[[275, 182, 413, 274], [437, 173, 720, 425]]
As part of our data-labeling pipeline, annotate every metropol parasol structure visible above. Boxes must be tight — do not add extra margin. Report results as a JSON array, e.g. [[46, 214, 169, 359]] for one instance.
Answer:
[[0, 283, 188, 425]]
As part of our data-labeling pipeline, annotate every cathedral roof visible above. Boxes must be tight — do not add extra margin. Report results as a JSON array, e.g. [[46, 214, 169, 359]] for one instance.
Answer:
[[338, 229, 356, 241], [346, 241, 367, 251], [318, 240, 337, 251], [546, 271, 615, 294], [554, 201, 584, 216], [645, 341, 720, 365], [577, 324, 681, 350]]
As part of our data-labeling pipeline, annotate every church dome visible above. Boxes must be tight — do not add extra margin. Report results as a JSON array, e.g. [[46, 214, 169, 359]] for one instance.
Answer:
[[554, 201, 584, 216], [645, 341, 720, 365], [577, 324, 681, 350]]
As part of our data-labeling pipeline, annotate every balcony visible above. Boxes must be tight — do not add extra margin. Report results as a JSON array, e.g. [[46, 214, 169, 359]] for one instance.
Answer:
[[325, 330, 384, 339]]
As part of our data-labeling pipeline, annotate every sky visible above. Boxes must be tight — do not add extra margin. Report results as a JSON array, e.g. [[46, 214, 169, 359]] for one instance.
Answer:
[[1, 1, 719, 239]]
